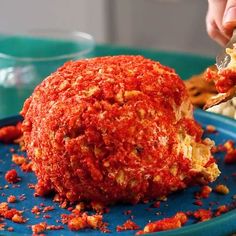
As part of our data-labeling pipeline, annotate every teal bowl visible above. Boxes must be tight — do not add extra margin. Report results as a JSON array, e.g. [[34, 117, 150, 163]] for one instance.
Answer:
[[0, 30, 95, 117]]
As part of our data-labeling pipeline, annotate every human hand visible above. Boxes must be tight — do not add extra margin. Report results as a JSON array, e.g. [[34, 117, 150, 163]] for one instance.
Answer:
[[206, 0, 236, 46]]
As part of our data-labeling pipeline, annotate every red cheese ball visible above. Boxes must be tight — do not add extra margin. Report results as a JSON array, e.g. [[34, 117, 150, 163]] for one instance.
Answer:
[[21, 56, 220, 205]]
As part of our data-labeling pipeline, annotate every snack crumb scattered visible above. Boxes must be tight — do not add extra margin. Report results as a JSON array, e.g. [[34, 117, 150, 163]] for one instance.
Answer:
[[214, 184, 230, 195], [0, 122, 22, 143], [7, 195, 17, 203], [137, 212, 188, 234], [193, 209, 212, 222], [206, 125, 217, 133], [116, 219, 140, 232], [5, 169, 20, 184]]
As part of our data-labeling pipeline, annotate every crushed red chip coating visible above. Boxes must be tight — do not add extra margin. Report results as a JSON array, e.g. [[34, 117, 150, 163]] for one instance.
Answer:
[[0, 202, 26, 224], [43, 214, 51, 219], [193, 209, 212, 222], [20, 161, 33, 172], [116, 219, 140, 232], [0, 122, 22, 143], [214, 205, 229, 217], [4, 209, 20, 220], [195, 185, 212, 199], [12, 154, 26, 166], [5, 169, 20, 184], [214, 184, 230, 195], [193, 200, 203, 206], [7, 195, 17, 203], [67, 213, 104, 231], [0, 223, 5, 231], [43, 206, 54, 213], [31, 222, 47, 234], [61, 210, 109, 233], [46, 224, 64, 230], [224, 140, 235, 152], [205, 125, 217, 133], [224, 150, 236, 164], [137, 212, 188, 234], [205, 67, 236, 93], [31, 206, 41, 215], [21, 55, 220, 205], [11, 214, 26, 224]]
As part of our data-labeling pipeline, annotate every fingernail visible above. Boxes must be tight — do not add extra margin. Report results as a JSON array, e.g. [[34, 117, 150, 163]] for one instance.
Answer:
[[224, 7, 236, 23]]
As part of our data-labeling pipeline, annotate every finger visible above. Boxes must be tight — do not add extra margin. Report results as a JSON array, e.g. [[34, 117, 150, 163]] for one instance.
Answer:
[[206, 11, 229, 46], [207, 23, 229, 46], [223, 0, 236, 35], [208, 0, 228, 37]]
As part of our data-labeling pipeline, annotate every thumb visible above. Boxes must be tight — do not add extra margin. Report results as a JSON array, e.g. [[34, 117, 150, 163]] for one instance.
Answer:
[[223, 0, 236, 31]]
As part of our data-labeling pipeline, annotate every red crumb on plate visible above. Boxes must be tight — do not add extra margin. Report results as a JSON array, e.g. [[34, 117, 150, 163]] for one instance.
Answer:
[[224, 150, 236, 164], [42, 206, 54, 213], [43, 214, 51, 219], [62, 212, 109, 233], [68, 216, 87, 231], [46, 224, 64, 230], [214, 205, 229, 217], [195, 185, 212, 199], [193, 200, 203, 206], [0, 202, 26, 224], [7, 195, 17, 203], [31, 206, 41, 215], [11, 214, 26, 224], [0, 122, 22, 143], [28, 183, 35, 189], [5, 169, 20, 184], [205, 67, 236, 93], [0, 223, 5, 230], [214, 184, 230, 195], [31, 222, 47, 234], [116, 219, 140, 232], [205, 125, 217, 133], [123, 210, 132, 215], [20, 161, 33, 172], [11, 154, 26, 166], [193, 209, 212, 222], [136, 212, 188, 235], [224, 140, 234, 152]]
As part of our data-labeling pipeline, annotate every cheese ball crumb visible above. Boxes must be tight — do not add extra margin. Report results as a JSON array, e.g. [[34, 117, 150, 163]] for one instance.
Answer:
[[214, 184, 230, 195]]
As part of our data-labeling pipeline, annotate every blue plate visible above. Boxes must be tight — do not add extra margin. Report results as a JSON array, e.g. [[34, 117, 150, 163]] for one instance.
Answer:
[[0, 109, 236, 236]]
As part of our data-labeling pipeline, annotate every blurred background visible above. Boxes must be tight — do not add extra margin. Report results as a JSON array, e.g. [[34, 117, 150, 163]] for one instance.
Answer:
[[0, 0, 220, 56]]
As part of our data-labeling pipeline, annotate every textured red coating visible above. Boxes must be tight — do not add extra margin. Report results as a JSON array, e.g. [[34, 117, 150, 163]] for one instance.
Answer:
[[5, 169, 19, 184], [116, 219, 140, 231], [205, 67, 236, 93], [0, 202, 26, 224], [195, 185, 212, 199], [193, 209, 212, 222], [21, 55, 219, 205], [0, 122, 22, 143], [137, 212, 188, 234], [7, 195, 17, 203]]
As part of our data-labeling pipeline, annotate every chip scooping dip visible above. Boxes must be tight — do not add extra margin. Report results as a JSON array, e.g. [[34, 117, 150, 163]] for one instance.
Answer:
[[21, 55, 220, 205]]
